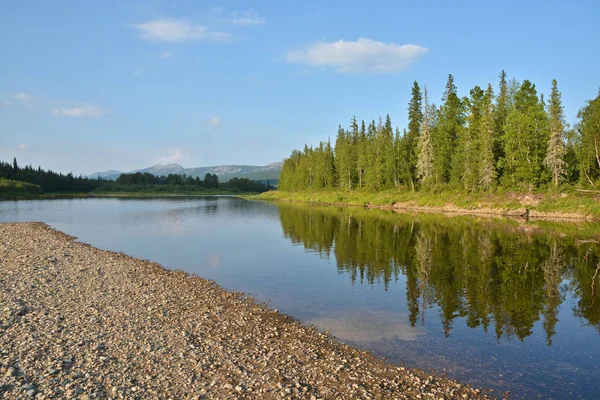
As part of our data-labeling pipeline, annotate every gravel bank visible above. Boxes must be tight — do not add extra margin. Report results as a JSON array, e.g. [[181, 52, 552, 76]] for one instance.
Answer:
[[0, 223, 491, 399]]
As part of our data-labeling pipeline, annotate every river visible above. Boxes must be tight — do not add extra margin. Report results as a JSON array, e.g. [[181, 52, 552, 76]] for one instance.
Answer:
[[1, 196, 599, 399]]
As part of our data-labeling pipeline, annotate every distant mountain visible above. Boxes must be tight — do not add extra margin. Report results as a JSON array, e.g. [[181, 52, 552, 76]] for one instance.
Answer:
[[88, 169, 122, 179], [88, 162, 282, 182], [133, 163, 186, 176]]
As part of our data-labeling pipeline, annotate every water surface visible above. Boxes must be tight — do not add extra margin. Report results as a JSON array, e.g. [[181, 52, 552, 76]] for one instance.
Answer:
[[1, 197, 599, 399]]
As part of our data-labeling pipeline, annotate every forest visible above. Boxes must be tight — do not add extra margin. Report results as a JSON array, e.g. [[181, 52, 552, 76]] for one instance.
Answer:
[[0, 158, 104, 193], [95, 172, 272, 193], [279, 72, 600, 193], [0, 160, 272, 196]]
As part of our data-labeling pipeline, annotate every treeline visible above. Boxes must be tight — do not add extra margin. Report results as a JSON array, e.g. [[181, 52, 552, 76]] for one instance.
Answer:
[[280, 72, 600, 192], [0, 158, 104, 192], [97, 171, 272, 193]]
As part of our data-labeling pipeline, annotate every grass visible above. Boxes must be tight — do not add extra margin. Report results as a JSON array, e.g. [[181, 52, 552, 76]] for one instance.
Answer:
[[252, 188, 600, 219]]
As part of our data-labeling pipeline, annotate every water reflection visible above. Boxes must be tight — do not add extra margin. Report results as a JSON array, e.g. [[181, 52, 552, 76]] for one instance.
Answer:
[[278, 204, 600, 345], [310, 309, 423, 343]]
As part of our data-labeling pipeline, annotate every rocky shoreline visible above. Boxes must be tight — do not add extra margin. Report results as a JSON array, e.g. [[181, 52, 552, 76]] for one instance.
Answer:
[[1, 223, 491, 399]]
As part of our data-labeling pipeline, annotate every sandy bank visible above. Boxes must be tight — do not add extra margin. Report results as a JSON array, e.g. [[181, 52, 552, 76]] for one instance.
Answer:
[[0, 223, 490, 399]]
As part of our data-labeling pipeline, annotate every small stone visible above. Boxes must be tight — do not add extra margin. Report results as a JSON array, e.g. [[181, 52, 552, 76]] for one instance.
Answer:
[[26, 389, 37, 397]]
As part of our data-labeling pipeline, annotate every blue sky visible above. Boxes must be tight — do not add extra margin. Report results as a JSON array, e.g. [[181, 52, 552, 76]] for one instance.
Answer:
[[1, 0, 598, 175]]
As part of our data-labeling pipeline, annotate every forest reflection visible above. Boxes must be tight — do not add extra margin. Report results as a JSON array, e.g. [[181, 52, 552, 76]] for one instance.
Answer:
[[278, 203, 600, 344]]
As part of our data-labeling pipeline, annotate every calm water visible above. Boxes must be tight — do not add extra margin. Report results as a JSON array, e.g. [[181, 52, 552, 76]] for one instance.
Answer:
[[1, 197, 599, 399]]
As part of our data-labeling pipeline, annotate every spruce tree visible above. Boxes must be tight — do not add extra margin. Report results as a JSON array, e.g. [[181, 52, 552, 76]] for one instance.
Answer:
[[406, 81, 423, 192], [461, 86, 485, 190], [356, 120, 368, 188], [480, 84, 497, 189], [334, 126, 350, 190], [417, 87, 434, 184], [577, 90, 600, 186], [382, 115, 396, 187], [433, 74, 464, 184], [494, 71, 508, 176], [544, 79, 567, 187], [502, 80, 549, 189]]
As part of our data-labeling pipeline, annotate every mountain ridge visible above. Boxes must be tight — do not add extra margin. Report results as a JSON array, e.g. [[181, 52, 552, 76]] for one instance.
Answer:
[[88, 162, 282, 182]]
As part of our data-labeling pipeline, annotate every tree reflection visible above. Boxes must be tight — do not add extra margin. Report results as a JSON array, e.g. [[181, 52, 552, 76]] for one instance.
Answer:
[[278, 203, 600, 343]]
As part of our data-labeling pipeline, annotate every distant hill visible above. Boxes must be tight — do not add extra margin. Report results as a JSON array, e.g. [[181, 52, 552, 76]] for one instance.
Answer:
[[88, 162, 282, 182]]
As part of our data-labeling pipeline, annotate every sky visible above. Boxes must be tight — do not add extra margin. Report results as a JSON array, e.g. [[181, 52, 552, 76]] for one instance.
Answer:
[[1, 0, 599, 175]]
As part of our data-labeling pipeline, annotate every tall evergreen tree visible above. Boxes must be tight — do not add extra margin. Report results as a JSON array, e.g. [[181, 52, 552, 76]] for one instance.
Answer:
[[405, 81, 423, 192], [382, 114, 396, 188], [544, 79, 567, 187], [502, 80, 550, 189], [461, 86, 486, 190], [365, 120, 378, 190], [334, 126, 351, 190], [417, 87, 434, 184], [480, 84, 497, 189], [356, 120, 368, 188], [433, 74, 464, 184], [494, 70, 508, 176], [577, 90, 600, 187]]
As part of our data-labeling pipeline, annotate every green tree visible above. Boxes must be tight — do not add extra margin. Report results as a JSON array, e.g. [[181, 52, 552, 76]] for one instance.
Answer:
[[417, 87, 434, 184], [433, 74, 464, 185], [480, 84, 497, 189], [462, 86, 486, 190], [502, 80, 549, 189], [382, 115, 396, 188], [577, 90, 600, 187], [494, 71, 509, 176], [405, 81, 423, 192], [544, 80, 567, 187], [356, 120, 368, 188]]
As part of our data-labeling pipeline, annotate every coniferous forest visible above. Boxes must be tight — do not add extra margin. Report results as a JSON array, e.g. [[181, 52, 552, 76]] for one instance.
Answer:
[[279, 72, 600, 193], [0, 159, 272, 196]]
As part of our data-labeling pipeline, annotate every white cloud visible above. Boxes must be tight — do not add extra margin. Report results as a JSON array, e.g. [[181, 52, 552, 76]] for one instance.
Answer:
[[13, 93, 32, 101], [17, 144, 28, 150], [51, 105, 105, 118], [2, 101, 11, 107], [208, 117, 220, 126], [226, 11, 266, 26], [133, 19, 228, 43], [133, 69, 143, 75], [287, 38, 428, 73], [160, 51, 172, 58], [157, 150, 185, 164]]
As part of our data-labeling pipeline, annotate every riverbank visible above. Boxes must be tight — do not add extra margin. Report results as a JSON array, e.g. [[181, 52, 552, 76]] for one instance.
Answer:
[[254, 190, 600, 221], [0, 223, 490, 399], [0, 192, 259, 200]]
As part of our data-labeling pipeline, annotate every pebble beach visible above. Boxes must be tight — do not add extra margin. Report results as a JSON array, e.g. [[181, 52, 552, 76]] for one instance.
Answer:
[[0, 222, 490, 399]]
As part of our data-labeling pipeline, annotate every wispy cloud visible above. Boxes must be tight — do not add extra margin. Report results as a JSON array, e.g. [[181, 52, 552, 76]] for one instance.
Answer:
[[17, 144, 28, 150], [132, 19, 228, 43], [133, 69, 143, 75], [287, 38, 428, 73], [226, 11, 266, 26], [157, 150, 185, 164], [159, 51, 171, 59], [208, 117, 220, 126], [13, 93, 32, 101], [2, 101, 11, 107], [51, 105, 106, 118]]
